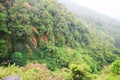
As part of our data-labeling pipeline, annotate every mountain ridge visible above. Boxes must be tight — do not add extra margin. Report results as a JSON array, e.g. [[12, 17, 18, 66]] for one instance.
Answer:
[[58, 0, 120, 22]]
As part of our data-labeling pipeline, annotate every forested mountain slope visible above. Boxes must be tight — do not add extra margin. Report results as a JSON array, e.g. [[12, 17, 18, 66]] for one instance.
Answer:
[[0, 0, 90, 61], [0, 0, 120, 80], [57, 0, 120, 34], [58, 0, 120, 49]]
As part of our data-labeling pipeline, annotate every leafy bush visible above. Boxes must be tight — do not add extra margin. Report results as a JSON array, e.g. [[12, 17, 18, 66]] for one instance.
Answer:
[[0, 63, 66, 80], [96, 66, 120, 80], [21, 63, 53, 80], [53, 68, 72, 80], [0, 64, 20, 79], [11, 52, 26, 66], [110, 59, 120, 74], [69, 64, 92, 80], [37, 47, 69, 70]]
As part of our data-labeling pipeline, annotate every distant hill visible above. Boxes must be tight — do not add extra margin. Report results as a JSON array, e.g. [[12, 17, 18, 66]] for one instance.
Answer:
[[58, 0, 120, 48], [58, 0, 120, 34]]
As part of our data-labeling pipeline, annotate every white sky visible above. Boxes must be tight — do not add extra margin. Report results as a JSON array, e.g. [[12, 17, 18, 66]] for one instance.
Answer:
[[71, 0, 120, 21]]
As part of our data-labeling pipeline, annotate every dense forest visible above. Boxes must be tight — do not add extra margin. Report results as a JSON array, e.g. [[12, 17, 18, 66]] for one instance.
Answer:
[[0, 0, 120, 80]]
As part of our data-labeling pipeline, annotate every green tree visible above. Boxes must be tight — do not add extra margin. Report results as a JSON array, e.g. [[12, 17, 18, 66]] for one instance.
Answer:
[[11, 52, 26, 66]]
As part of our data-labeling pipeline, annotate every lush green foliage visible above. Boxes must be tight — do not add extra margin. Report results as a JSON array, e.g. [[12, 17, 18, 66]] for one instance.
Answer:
[[0, 39, 8, 61], [0, 0, 120, 79], [11, 52, 26, 66], [96, 66, 120, 80], [70, 64, 92, 80], [110, 59, 120, 74], [0, 63, 66, 80]]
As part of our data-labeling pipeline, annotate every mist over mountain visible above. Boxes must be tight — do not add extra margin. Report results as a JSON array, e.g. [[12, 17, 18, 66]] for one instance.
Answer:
[[58, 0, 120, 48], [58, 0, 120, 32]]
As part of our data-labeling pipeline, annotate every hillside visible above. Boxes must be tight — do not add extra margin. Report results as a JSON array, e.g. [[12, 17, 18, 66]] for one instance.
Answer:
[[58, 0, 120, 34], [58, 0, 120, 49], [0, 0, 120, 80]]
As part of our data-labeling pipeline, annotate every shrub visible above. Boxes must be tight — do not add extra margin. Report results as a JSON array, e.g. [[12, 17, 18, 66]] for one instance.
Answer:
[[0, 64, 20, 79], [110, 59, 120, 74], [21, 63, 52, 80], [53, 68, 72, 80], [0, 63, 66, 80], [69, 64, 92, 80], [11, 52, 26, 66]]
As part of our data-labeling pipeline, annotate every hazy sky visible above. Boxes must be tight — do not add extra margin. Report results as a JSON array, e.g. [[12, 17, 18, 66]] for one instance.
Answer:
[[71, 0, 120, 21]]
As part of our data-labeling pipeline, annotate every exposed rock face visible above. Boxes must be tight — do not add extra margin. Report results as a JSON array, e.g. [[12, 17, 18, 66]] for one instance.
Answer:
[[2, 75, 20, 80]]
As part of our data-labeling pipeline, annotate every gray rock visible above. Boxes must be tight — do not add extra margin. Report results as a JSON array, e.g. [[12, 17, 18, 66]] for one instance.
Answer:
[[2, 75, 20, 80]]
